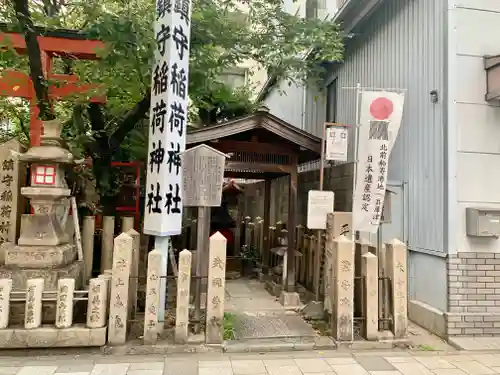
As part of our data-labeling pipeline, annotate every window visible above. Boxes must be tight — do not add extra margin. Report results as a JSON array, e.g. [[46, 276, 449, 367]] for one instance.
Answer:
[[326, 78, 338, 122], [33, 165, 56, 185], [221, 67, 247, 89]]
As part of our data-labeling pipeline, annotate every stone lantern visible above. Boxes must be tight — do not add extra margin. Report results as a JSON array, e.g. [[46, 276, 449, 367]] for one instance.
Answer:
[[0, 119, 83, 290]]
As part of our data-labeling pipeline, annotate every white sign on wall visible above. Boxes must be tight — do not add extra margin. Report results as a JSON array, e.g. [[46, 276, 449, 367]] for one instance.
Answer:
[[144, 0, 193, 236], [352, 91, 405, 234], [325, 126, 348, 161], [307, 190, 335, 230]]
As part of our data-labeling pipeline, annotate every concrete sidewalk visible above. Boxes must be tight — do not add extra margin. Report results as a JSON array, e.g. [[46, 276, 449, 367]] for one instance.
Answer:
[[3, 350, 500, 375]]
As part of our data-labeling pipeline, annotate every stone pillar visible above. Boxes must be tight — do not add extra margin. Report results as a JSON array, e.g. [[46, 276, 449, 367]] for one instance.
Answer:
[[354, 239, 370, 318], [127, 229, 140, 319], [175, 250, 192, 344], [362, 252, 378, 340], [324, 214, 335, 314], [100, 216, 115, 273], [332, 235, 354, 342], [98, 272, 112, 307], [82, 216, 95, 281], [87, 278, 108, 328], [25, 278, 44, 329], [144, 250, 162, 344], [0, 139, 26, 246], [55, 278, 75, 328], [108, 232, 133, 345], [205, 232, 227, 344], [122, 216, 134, 233], [0, 279, 12, 328], [386, 239, 408, 338]]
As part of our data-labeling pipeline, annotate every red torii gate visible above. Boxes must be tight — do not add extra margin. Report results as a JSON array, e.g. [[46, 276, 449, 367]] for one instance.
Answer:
[[0, 28, 106, 146]]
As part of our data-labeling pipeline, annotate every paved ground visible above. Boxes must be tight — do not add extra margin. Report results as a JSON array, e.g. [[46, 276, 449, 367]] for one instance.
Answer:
[[4, 350, 500, 375], [225, 280, 316, 340]]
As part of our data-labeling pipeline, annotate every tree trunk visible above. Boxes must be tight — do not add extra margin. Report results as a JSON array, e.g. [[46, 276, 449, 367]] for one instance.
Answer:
[[12, 0, 54, 121]]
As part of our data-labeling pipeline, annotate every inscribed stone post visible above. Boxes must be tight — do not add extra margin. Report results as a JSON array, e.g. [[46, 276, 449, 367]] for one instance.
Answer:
[[386, 239, 408, 338], [332, 236, 354, 342], [25, 278, 44, 329], [55, 278, 75, 328], [0, 139, 25, 246], [82, 216, 95, 281], [100, 216, 115, 273], [205, 232, 227, 344], [0, 279, 12, 328], [362, 252, 378, 340], [108, 232, 133, 345], [144, 250, 162, 344], [127, 229, 140, 319], [87, 278, 108, 328], [354, 239, 370, 318], [324, 215, 335, 313], [175, 250, 192, 344], [121, 216, 134, 233]]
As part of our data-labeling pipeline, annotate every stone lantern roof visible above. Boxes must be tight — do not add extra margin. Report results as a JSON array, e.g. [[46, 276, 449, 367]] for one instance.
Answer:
[[13, 120, 82, 165]]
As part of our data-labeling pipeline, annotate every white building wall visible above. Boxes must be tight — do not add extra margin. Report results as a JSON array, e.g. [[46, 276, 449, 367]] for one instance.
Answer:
[[448, 0, 500, 254]]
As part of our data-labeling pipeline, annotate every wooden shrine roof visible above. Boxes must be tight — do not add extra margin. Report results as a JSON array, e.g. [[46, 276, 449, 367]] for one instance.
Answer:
[[187, 109, 321, 167]]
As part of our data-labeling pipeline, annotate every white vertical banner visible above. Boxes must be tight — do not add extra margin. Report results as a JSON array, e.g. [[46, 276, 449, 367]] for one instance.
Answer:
[[352, 91, 405, 234], [144, 0, 193, 236]]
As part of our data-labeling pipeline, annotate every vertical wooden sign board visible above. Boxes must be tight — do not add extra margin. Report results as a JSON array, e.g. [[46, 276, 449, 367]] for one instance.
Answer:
[[181, 144, 228, 332]]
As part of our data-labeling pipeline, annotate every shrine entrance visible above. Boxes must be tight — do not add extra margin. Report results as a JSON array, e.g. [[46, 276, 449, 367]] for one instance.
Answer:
[[186, 107, 321, 294]]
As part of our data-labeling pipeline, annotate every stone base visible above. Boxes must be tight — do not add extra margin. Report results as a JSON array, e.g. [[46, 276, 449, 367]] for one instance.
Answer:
[[265, 280, 282, 297], [279, 291, 300, 308], [5, 243, 77, 268], [0, 260, 83, 290], [409, 300, 446, 339], [0, 325, 106, 348], [18, 213, 68, 247], [301, 301, 324, 320]]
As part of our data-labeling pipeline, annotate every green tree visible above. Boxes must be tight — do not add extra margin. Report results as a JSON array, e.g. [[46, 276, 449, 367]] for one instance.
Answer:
[[1, 0, 343, 212]]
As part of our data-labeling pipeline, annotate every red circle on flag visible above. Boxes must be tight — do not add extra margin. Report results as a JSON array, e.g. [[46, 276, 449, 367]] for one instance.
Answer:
[[370, 97, 394, 120]]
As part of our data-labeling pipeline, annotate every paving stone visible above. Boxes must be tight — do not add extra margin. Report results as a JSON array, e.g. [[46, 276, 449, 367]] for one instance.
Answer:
[[56, 364, 95, 373], [263, 359, 296, 367], [369, 372, 402, 375], [391, 362, 435, 375], [128, 362, 165, 371], [451, 361, 496, 375], [17, 366, 58, 375], [0, 368, 21, 375], [199, 368, 232, 375], [164, 360, 198, 375], [431, 370, 468, 375], [90, 363, 130, 375], [471, 355, 500, 368], [356, 356, 397, 372], [55, 373, 90, 375], [414, 357, 456, 370], [127, 371, 163, 375], [266, 366, 302, 375], [328, 364, 370, 375], [231, 360, 266, 374], [199, 361, 231, 368], [384, 358, 418, 364], [324, 358, 357, 365], [303, 373, 336, 375], [294, 359, 332, 373], [233, 312, 315, 340]]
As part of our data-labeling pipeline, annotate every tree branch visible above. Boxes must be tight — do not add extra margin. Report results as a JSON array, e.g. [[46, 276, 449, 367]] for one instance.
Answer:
[[12, 0, 54, 121], [109, 89, 150, 151]]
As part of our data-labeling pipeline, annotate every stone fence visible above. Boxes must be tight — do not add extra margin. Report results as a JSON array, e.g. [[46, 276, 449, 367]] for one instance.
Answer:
[[230, 212, 409, 342], [0, 277, 108, 348]]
